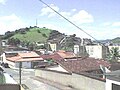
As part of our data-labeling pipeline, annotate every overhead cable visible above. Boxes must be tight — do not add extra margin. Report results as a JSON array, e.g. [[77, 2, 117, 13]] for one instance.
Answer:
[[38, 0, 100, 43]]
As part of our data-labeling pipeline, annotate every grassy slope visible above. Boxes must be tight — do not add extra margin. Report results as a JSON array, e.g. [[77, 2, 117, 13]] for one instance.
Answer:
[[112, 37, 120, 43], [12, 28, 52, 43]]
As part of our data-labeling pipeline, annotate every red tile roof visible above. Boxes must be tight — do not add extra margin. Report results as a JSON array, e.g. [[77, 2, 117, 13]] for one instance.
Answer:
[[7, 56, 43, 62], [40, 53, 63, 60], [7, 51, 43, 62], [55, 50, 76, 58], [56, 57, 110, 73], [7, 56, 21, 62]]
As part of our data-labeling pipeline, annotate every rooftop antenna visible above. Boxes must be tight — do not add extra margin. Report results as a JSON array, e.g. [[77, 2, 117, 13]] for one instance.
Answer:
[[36, 19, 38, 27]]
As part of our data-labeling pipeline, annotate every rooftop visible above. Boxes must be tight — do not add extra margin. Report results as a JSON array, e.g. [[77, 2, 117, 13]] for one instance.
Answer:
[[56, 57, 110, 73], [7, 51, 43, 62], [18, 51, 40, 58]]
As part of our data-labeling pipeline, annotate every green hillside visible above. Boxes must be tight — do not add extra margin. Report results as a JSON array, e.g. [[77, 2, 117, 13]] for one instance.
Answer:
[[12, 27, 52, 43], [112, 37, 120, 43]]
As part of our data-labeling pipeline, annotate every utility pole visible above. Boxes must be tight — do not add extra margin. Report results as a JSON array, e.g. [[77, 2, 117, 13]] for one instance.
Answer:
[[19, 62, 22, 85]]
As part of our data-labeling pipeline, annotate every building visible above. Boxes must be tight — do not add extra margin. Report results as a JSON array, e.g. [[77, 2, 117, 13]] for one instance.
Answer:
[[85, 45, 109, 59], [35, 53, 110, 90], [6, 51, 43, 68], [106, 70, 120, 90]]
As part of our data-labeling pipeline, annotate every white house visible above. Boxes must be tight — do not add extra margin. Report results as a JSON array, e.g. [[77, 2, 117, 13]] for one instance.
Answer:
[[85, 45, 108, 59], [6, 51, 43, 68], [106, 70, 120, 90]]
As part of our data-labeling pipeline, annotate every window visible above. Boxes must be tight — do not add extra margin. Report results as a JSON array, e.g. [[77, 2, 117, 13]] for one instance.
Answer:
[[112, 83, 120, 90]]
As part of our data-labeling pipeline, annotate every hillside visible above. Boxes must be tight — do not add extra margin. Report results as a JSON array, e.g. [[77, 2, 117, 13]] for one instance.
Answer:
[[111, 37, 120, 43], [2, 26, 92, 51], [12, 27, 52, 43]]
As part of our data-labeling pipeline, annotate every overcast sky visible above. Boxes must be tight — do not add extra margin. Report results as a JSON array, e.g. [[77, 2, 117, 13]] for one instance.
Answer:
[[0, 0, 120, 40]]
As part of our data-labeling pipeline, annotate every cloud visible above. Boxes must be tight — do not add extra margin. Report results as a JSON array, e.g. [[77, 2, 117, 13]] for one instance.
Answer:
[[71, 9, 77, 12], [112, 22, 120, 27], [40, 4, 59, 18], [0, 14, 27, 34], [0, 0, 6, 4], [60, 11, 71, 17], [40, 4, 94, 24], [71, 10, 94, 24], [102, 22, 111, 26]]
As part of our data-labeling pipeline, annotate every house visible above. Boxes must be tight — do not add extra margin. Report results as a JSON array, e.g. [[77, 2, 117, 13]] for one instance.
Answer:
[[55, 50, 76, 59], [85, 45, 109, 59], [0, 46, 29, 63], [106, 70, 120, 90], [35, 54, 110, 90], [6, 51, 43, 68]]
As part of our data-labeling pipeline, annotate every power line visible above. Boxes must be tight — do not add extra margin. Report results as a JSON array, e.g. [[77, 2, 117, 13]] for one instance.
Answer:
[[38, 0, 100, 43]]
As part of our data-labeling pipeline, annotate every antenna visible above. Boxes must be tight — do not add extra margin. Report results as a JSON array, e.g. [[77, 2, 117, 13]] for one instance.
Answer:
[[36, 19, 38, 26]]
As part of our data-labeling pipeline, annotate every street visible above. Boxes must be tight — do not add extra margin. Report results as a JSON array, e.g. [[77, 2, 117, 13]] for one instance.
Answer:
[[2, 67, 59, 90]]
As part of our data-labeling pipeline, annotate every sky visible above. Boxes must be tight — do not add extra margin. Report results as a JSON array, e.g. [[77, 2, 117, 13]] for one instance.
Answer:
[[0, 0, 120, 40]]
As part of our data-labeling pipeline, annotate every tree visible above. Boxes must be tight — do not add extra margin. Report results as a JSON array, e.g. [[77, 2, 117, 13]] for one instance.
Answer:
[[8, 38, 20, 46], [107, 47, 120, 62]]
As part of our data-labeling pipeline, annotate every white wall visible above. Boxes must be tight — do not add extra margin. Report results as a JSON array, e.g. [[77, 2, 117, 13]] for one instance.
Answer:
[[35, 69, 105, 90], [16, 62, 31, 68], [1, 53, 6, 63], [85, 45, 103, 59], [49, 43, 57, 51], [106, 78, 120, 90]]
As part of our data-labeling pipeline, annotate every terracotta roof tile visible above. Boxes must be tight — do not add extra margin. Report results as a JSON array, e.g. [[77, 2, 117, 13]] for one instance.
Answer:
[[7, 56, 43, 62], [40, 53, 63, 60], [7, 56, 21, 62], [56, 57, 110, 73], [7, 51, 43, 62], [18, 51, 39, 58], [55, 51, 76, 58]]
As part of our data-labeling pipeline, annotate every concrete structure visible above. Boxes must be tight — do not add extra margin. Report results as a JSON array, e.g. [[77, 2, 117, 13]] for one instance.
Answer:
[[49, 43, 57, 51], [35, 56, 110, 90], [106, 70, 120, 90], [85, 45, 108, 59], [74, 45, 79, 55], [35, 69, 105, 90], [6, 51, 43, 68]]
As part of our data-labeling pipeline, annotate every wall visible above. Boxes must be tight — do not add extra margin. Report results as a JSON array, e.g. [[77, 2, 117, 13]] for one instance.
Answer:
[[86, 45, 103, 59], [49, 43, 57, 51], [35, 69, 105, 90], [0, 84, 20, 90], [106, 78, 120, 90], [16, 62, 31, 68], [6, 60, 15, 68]]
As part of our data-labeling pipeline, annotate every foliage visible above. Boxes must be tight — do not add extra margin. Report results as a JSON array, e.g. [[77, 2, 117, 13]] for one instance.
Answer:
[[0, 74, 6, 84], [8, 38, 20, 45], [12, 27, 52, 44], [37, 30, 41, 33], [48, 30, 63, 40], [42, 33, 47, 37], [3, 31, 15, 39], [112, 37, 120, 43], [107, 47, 120, 62]]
